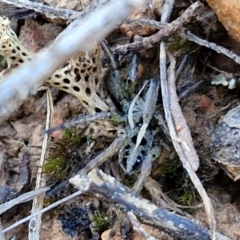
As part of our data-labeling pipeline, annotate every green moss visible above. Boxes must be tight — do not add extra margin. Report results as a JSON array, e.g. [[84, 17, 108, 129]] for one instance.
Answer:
[[177, 187, 197, 206], [167, 35, 196, 57], [43, 156, 66, 173], [43, 129, 82, 186], [153, 156, 181, 178], [109, 113, 125, 125], [92, 215, 110, 233], [63, 128, 81, 146], [121, 176, 136, 188], [43, 153, 69, 184]]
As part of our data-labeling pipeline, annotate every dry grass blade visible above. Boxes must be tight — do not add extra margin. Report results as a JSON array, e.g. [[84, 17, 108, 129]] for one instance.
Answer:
[[132, 147, 161, 195], [135, 79, 159, 150], [159, 43, 216, 239], [158, 2, 215, 235], [167, 56, 200, 171], [28, 87, 52, 240], [128, 81, 147, 129], [0, 0, 147, 124]]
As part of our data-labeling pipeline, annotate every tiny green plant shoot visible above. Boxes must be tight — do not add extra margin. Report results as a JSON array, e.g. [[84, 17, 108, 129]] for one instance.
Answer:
[[92, 212, 110, 234]]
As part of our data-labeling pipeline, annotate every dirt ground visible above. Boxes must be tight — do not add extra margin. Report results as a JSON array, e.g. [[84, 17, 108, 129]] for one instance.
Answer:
[[1, 0, 240, 239]]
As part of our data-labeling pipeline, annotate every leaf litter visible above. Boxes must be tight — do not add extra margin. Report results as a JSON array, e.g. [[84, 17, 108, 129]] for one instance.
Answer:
[[0, 0, 240, 239]]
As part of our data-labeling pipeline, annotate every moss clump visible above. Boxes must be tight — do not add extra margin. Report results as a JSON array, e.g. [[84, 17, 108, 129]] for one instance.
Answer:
[[153, 156, 182, 178], [43, 156, 66, 173], [43, 129, 81, 184], [63, 128, 81, 146], [177, 186, 197, 206], [121, 176, 137, 188], [92, 214, 110, 233], [167, 35, 196, 57]]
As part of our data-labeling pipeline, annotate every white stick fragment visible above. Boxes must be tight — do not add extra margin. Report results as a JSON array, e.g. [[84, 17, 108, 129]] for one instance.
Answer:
[[0, 0, 147, 124], [28, 88, 52, 240]]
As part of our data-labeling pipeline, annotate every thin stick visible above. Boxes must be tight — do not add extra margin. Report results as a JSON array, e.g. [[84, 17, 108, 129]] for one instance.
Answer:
[[43, 112, 114, 134], [123, 18, 167, 30], [1, 190, 82, 234], [80, 134, 127, 173], [0, 187, 50, 215], [113, 1, 204, 55], [184, 30, 240, 65]]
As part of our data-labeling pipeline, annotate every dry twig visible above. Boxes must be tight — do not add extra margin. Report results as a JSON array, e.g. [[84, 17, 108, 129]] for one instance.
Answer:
[[69, 168, 215, 240], [0, 1, 35, 19], [0, 187, 50, 215], [80, 133, 127, 174], [113, 1, 204, 55], [123, 18, 167, 30], [183, 30, 240, 65], [44, 112, 122, 134]]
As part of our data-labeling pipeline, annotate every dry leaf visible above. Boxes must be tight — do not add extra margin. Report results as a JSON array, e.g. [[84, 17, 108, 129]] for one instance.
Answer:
[[206, 0, 240, 44]]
